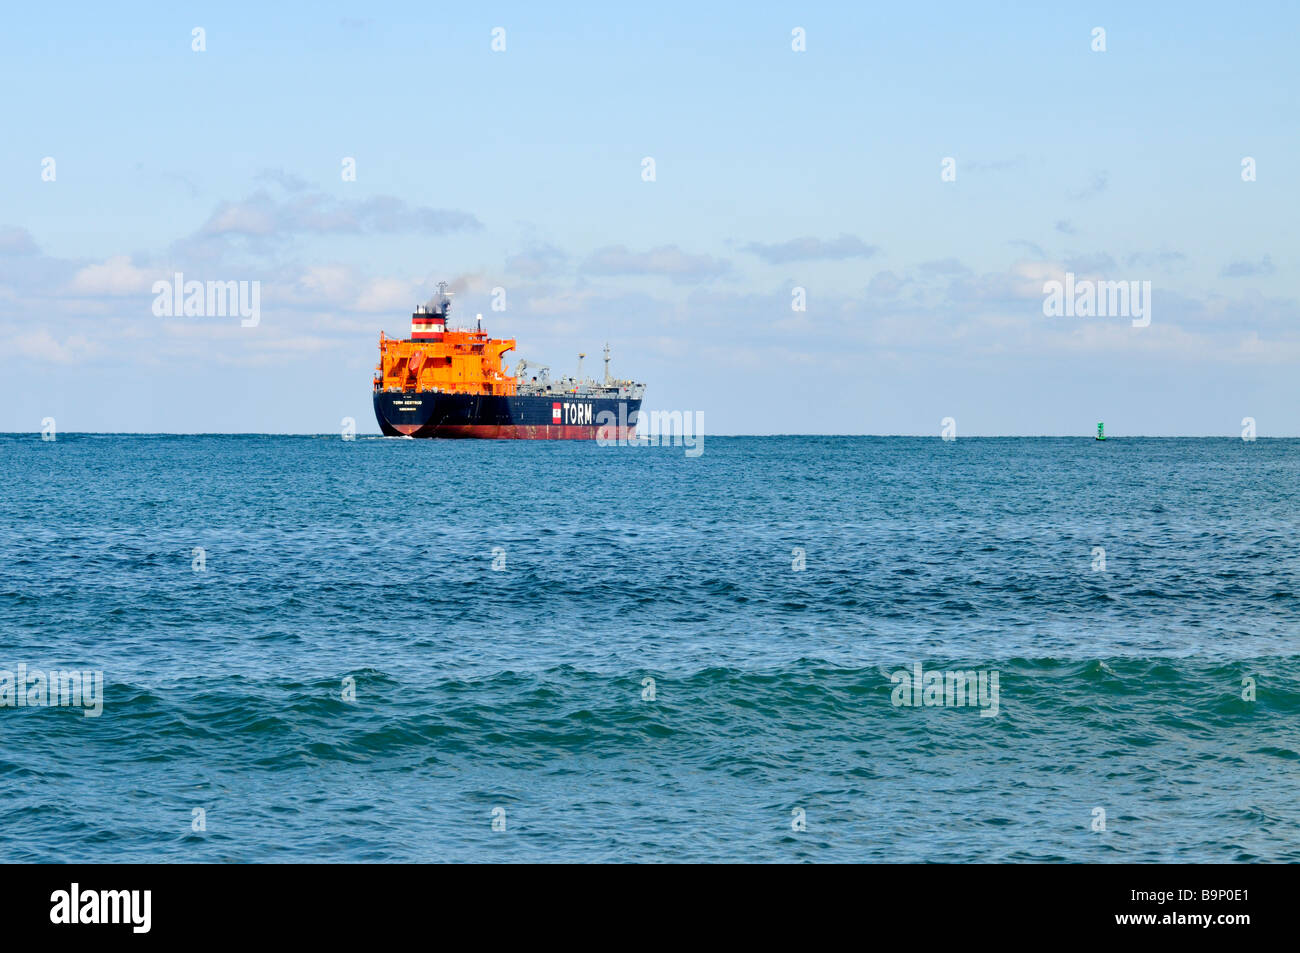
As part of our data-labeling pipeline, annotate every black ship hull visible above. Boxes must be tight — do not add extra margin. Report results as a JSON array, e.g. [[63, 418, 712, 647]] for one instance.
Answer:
[[373, 391, 641, 439]]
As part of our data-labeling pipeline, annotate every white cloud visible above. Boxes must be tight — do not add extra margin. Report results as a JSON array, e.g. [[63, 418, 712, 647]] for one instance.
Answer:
[[197, 190, 480, 239], [0, 227, 39, 256], [67, 256, 155, 296], [582, 244, 729, 283], [354, 277, 421, 313], [741, 234, 879, 264], [5, 329, 98, 363]]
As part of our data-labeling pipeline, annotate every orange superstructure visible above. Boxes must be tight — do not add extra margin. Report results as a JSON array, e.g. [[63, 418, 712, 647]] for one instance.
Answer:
[[373, 283, 517, 396]]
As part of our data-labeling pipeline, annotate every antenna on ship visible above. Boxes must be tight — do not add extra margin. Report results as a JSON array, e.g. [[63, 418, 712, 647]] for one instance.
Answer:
[[434, 280, 452, 316], [577, 352, 586, 381], [603, 343, 611, 385], [476, 313, 483, 332]]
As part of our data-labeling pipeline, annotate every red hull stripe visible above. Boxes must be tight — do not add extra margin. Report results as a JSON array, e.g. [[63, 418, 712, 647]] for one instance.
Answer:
[[394, 424, 637, 440]]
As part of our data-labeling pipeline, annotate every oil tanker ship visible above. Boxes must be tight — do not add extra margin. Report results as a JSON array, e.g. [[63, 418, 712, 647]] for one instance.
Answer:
[[373, 283, 645, 439]]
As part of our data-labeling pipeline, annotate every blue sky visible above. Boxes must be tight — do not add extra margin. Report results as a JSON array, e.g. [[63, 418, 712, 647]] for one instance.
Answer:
[[1, 1, 1297, 434]]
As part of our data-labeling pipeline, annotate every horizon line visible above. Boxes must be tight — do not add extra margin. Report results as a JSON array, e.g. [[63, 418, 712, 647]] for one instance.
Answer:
[[5, 432, 1294, 439]]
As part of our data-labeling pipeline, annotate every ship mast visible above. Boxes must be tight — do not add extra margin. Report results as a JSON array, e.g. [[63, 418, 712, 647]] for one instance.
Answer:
[[603, 343, 611, 385]]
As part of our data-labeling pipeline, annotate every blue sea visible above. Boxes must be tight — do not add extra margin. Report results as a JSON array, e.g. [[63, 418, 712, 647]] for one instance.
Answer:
[[2, 435, 1298, 862]]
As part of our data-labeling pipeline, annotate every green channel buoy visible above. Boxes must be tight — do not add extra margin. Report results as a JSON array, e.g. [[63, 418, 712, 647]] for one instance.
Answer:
[[1096, 422, 1106, 441]]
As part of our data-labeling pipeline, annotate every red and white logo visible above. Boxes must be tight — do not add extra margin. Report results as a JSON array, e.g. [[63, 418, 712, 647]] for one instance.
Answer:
[[552, 402, 562, 422]]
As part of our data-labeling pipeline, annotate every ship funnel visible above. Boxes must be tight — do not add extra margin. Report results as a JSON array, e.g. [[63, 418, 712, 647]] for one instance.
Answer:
[[413, 280, 452, 340], [411, 312, 446, 341]]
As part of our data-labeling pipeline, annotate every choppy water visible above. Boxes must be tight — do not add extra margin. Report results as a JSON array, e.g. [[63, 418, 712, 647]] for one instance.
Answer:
[[1, 435, 1297, 862]]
